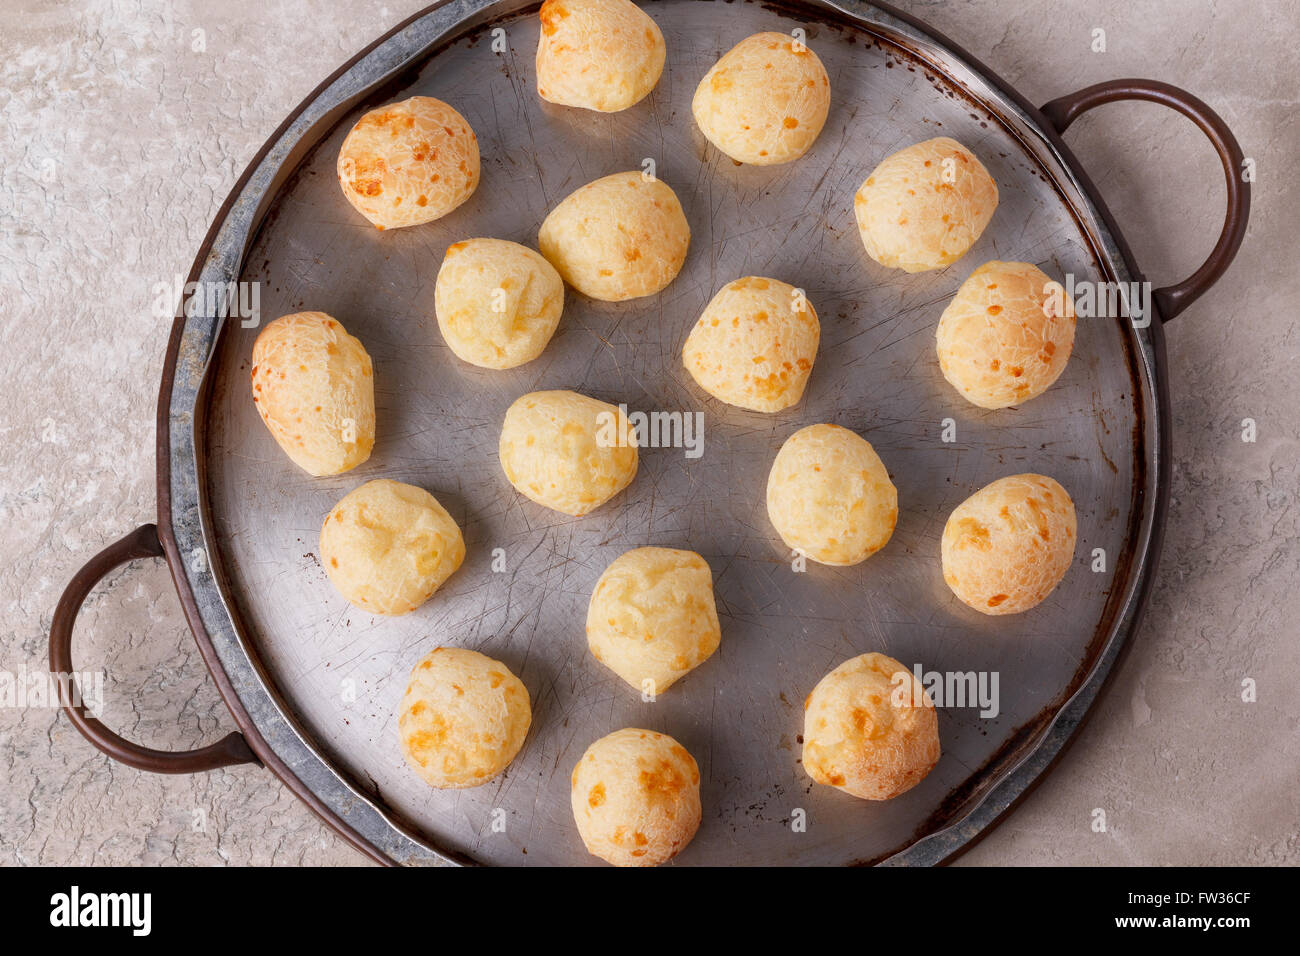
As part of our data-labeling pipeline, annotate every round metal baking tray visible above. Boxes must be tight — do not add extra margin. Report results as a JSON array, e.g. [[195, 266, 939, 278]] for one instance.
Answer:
[[52, 0, 1248, 865]]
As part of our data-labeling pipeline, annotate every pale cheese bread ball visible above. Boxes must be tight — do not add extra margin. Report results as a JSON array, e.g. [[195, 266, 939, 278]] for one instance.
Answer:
[[586, 547, 721, 694], [499, 390, 638, 516], [251, 312, 375, 476], [692, 32, 831, 165], [434, 238, 565, 369], [398, 647, 531, 789], [537, 171, 690, 301], [536, 0, 666, 112], [854, 137, 998, 272], [682, 276, 820, 412], [941, 473, 1077, 615], [802, 652, 940, 800], [766, 424, 898, 566], [936, 260, 1076, 409], [320, 479, 466, 616], [570, 728, 701, 866], [337, 96, 480, 230]]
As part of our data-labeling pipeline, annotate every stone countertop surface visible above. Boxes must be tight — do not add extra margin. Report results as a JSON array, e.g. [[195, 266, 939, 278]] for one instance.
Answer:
[[1, 0, 1295, 866]]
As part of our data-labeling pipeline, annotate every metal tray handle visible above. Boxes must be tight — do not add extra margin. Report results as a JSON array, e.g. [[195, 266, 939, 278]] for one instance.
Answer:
[[1039, 78, 1250, 322], [49, 523, 259, 773]]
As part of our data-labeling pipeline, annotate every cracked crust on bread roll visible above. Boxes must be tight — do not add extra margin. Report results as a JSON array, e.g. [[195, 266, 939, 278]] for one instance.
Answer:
[[538, 171, 690, 301], [936, 260, 1076, 409], [399, 647, 531, 789], [941, 473, 1077, 615], [692, 32, 831, 165], [682, 276, 820, 412], [586, 547, 721, 694], [434, 238, 564, 369], [802, 652, 940, 800], [570, 728, 701, 866], [251, 312, 375, 477], [536, 0, 666, 112], [766, 424, 898, 566], [854, 136, 998, 272], [337, 96, 479, 229], [320, 479, 465, 615], [499, 389, 638, 516]]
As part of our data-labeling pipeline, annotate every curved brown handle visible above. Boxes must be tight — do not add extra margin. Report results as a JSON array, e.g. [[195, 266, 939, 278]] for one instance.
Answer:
[[49, 523, 259, 773], [1040, 79, 1250, 323]]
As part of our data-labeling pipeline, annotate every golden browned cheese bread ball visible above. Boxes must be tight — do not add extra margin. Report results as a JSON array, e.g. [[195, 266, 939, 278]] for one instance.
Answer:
[[766, 424, 898, 566], [434, 238, 565, 369], [536, 0, 666, 112], [398, 647, 531, 789], [941, 473, 1076, 615], [936, 260, 1076, 408], [586, 547, 721, 694], [537, 171, 690, 301], [251, 312, 375, 476], [570, 728, 701, 866], [802, 652, 941, 800], [336, 96, 480, 230], [692, 32, 831, 165], [320, 479, 466, 615], [854, 137, 998, 272], [499, 390, 638, 516], [681, 276, 820, 412]]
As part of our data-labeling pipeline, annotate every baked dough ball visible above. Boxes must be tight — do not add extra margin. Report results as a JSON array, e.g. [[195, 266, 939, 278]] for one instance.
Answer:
[[398, 647, 531, 789], [766, 424, 898, 566], [536, 0, 666, 112], [586, 547, 721, 694], [337, 96, 480, 230], [682, 276, 819, 412], [941, 473, 1077, 615], [570, 728, 701, 866], [854, 137, 998, 272], [434, 238, 564, 369], [936, 260, 1076, 408], [692, 32, 830, 165], [537, 171, 690, 301], [320, 479, 466, 615], [802, 652, 941, 800], [251, 312, 375, 476], [499, 390, 638, 516]]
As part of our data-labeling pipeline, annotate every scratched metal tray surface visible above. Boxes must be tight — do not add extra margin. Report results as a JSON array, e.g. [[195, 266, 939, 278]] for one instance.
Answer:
[[198, 0, 1148, 865]]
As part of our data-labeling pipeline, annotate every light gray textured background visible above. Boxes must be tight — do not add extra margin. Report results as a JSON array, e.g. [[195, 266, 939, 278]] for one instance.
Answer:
[[1, 0, 1294, 866]]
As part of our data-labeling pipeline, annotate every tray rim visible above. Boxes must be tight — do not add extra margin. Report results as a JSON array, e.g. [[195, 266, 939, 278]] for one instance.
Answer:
[[154, 0, 1173, 866]]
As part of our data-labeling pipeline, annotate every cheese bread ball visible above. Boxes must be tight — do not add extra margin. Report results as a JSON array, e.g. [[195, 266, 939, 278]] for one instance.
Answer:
[[766, 424, 898, 566], [499, 390, 638, 516], [586, 547, 721, 694], [434, 238, 565, 369], [936, 260, 1076, 409], [802, 652, 940, 800], [692, 32, 831, 165], [320, 479, 466, 615], [537, 171, 690, 301], [854, 137, 998, 272], [337, 96, 480, 230], [398, 647, 531, 789], [570, 728, 701, 866], [251, 312, 375, 476], [941, 473, 1077, 615], [536, 0, 666, 112], [681, 277, 820, 412]]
